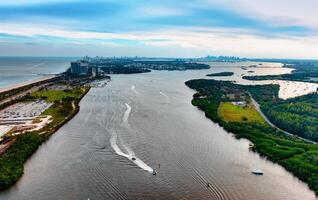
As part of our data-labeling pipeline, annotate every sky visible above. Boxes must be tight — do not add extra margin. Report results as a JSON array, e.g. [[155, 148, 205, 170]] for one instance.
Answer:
[[0, 0, 318, 58]]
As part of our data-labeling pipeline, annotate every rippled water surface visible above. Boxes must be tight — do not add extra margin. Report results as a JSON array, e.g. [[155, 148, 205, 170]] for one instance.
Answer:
[[0, 57, 73, 88], [1, 62, 317, 199]]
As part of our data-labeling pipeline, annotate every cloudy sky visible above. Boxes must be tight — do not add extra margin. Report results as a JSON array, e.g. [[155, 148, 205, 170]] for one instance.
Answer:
[[0, 0, 318, 58]]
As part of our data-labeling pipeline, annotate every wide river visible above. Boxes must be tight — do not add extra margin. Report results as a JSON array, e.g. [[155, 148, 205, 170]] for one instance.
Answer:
[[1, 62, 317, 199]]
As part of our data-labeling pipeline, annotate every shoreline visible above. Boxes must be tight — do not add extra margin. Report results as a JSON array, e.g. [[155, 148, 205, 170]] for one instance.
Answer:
[[0, 75, 57, 94], [185, 79, 318, 195], [0, 84, 91, 191]]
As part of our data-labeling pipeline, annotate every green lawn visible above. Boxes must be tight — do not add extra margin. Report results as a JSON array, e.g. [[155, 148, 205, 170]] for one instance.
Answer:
[[186, 79, 318, 194], [30, 88, 82, 102], [218, 102, 265, 123], [42, 104, 69, 128]]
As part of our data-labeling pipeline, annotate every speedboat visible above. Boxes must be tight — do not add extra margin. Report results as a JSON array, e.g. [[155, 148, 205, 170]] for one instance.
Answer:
[[252, 169, 264, 175], [152, 170, 157, 176]]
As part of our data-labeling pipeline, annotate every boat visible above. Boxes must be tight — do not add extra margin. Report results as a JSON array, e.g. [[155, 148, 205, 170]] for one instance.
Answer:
[[252, 169, 264, 175], [152, 170, 157, 175]]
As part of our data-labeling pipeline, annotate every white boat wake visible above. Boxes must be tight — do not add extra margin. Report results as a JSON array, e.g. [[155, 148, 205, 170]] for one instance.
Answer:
[[109, 103, 154, 173], [110, 132, 153, 173], [159, 91, 170, 103]]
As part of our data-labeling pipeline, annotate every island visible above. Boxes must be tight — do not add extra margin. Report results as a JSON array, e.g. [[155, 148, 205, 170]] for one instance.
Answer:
[[206, 72, 234, 77], [185, 79, 318, 195], [243, 61, 318, 83]]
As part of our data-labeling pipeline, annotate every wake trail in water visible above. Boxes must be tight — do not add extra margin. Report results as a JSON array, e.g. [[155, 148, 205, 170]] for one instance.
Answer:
[[159, 91, 170, 103], [110, 132, 153, 173], [110, 134, 129, 158], [109, 103, 154, 173], [122, 103, 135, 155]]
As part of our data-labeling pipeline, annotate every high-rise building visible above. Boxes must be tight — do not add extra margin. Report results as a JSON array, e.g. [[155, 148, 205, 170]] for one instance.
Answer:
[[70, 61, 90, 75]]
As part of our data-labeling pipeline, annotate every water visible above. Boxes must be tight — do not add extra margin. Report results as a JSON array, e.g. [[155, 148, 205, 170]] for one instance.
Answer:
[[1, 63, 317, 200], [0, 57, 74, 88], [204, 62, 318, 99], [109, 103, 154, 173]]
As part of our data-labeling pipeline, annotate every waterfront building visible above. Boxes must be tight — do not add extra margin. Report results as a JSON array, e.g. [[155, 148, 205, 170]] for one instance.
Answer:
[[70, 61, 90, 75]]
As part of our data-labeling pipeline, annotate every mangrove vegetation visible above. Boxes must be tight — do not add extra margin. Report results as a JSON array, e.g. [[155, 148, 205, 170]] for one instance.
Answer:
[[185, 79, 318, 195]]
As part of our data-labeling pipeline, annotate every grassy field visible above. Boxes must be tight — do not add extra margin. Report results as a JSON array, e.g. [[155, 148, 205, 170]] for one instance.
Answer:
[[218, 102, 265, 123], [186, 79, 318, 194], [30, 86, 89, 130], [41, 103, 71, 128], [30, 88, 83, 102]]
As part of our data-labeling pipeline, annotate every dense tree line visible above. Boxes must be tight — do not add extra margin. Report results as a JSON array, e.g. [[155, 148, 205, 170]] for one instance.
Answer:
[[206, 72, 234, 77], [101, 66, 151, 74], [0, 133, 44, 190], [261, 93, 318, 141], [185, 79, 318, 195], [0, 86, 89, 191]]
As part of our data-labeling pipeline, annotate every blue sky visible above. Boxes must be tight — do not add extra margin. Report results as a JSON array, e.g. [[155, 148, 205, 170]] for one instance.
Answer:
[[0, 0, 318, 58]]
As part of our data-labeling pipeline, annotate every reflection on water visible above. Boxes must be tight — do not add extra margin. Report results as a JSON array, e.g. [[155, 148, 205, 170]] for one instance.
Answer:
[[0, 62, 317, 200]]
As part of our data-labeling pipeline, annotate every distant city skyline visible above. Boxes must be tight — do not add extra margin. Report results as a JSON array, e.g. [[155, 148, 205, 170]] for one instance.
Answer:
[[1, 0, 318, 59]]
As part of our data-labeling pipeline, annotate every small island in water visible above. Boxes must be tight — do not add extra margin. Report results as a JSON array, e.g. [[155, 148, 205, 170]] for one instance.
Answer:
[[206, 72, 234, 77]]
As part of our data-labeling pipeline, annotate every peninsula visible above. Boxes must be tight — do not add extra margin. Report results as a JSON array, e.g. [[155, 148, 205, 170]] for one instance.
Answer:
[[185, 79, 318, 195], [0, 57, 115, 190]]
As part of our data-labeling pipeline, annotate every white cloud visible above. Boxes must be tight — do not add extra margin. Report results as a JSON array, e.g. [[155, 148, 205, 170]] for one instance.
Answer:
[[1, 22, 318, 58], [207, 0, 318, 30]]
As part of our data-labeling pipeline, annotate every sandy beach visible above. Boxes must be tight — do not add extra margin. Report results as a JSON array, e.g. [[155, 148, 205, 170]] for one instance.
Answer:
[[0, 75, 56, 94]]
